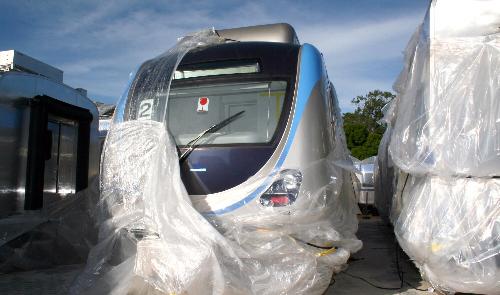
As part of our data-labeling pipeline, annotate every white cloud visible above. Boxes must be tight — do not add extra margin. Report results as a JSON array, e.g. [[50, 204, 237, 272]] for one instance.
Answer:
[[298, 14, 422, 60], [295, 13, 423, 112], [10, 1, 425, 113]]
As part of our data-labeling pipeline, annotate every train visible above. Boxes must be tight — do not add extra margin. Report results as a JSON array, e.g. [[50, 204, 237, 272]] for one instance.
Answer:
[[118, 23, 357, 239]]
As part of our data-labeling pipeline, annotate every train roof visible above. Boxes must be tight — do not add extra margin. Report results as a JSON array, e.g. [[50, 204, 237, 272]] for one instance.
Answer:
[[0, 50, 63, 83], [216, 23, 300, 45]]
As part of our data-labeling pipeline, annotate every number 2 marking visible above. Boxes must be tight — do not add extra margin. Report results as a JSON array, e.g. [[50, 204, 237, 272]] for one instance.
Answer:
[[138, 99, 154, 120]]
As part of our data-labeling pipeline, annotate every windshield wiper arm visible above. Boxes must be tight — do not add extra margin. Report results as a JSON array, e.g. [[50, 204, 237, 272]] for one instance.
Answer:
[[179, 110, 245, 163]]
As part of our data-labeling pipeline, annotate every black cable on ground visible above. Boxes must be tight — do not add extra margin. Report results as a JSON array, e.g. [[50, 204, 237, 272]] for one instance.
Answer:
[[396, 244, 427, 292], [341, 271, 403, 290], [333, 215, 428, 291], [394, 240, 405, 289], [331, 174, 429, 292], [395, 174, 428, 292], [333, 238, 404, 290]]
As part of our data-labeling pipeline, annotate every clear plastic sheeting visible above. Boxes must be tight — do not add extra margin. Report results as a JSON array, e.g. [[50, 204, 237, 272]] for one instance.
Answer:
[[387, 6, 500, 177], [381, 1, 500, 294], [375, 99, 400, 223], [71, 120, 253, 294], [71, 120, 359, 295], [374, 125, 396, 222], [113, 30, 224, 123], [71, 29, 361, 294], [0, 182, 98, 273], [394, 175, 500, 294], [198, 89, 361, 257]]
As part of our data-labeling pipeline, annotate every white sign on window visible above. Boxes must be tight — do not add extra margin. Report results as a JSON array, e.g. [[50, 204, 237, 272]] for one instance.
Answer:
[[197, 97, 209, 112]]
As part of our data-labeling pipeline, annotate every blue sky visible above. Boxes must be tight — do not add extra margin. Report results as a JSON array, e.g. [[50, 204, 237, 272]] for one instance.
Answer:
[[0, 0, 429, 112]]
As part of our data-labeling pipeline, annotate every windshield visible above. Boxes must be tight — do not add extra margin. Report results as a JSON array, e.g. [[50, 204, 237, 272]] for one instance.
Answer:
[[168, 81, 287, 146]]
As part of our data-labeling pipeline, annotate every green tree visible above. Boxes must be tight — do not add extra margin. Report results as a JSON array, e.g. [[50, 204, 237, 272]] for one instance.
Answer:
[[343, 90, 395, 159], [344, 124, 368, 150]]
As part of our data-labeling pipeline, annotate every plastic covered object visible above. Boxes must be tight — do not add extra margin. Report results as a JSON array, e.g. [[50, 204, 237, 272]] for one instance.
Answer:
[[393, 175, 500, 294], [387, 1, 500, 177], [71, 29, 361, 294], [71, 120, 253, 294], [71, 120, 357, 294], [198, 83, 362, 254], [0, 181, 98, 273], [374, 125, 396, 222], [113, 30, 223, 123], [381, 2, 500, 293], [374, 99, 400, 223]]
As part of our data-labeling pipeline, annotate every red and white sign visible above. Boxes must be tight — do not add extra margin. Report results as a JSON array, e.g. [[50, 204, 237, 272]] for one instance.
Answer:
[[197, 97, 209, 112]]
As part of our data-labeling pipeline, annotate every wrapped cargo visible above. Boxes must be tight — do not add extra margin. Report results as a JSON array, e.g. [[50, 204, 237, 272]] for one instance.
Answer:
[[72, 27, 361, 294], [387, 0, 500, 177], [382, 1, 500, 294], [394, 175, 500, 294]]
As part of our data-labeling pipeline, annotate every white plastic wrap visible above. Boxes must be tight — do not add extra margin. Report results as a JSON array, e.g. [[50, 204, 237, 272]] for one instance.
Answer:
[[382, 1, 500, 294], [71, 29, 361, 294], [388, 1, 500, 177], [71, 119, 359, 294], [71, 120, 254, 294], [0, 180, 98, 274], [0, 182, 98, 274], [394, 175, 500, 294]]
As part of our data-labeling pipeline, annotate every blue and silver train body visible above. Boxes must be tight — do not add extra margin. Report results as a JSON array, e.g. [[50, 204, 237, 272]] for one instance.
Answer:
[[121, 24, 356, 231]]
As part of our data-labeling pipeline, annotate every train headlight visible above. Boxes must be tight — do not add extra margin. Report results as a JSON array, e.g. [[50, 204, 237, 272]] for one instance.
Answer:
[[260, 169, 302, 207]]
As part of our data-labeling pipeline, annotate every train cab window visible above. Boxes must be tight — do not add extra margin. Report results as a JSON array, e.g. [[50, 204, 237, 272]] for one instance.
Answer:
[[174, 62, 260, 79], [168, 81, 286, 145]]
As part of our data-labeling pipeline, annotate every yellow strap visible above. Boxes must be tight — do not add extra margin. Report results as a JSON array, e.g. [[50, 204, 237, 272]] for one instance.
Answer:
[[253, 227, 337, 257], [316, 247, 337, 257]]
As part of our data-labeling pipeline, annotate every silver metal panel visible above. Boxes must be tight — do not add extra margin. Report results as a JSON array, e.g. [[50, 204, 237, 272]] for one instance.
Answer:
[[0, 50, 63, 83], [57, 122, 78, 195], [42, 117, 79, 209], [0, 71, 100, 197], [42, 119, 78, 198], [0, 72, 97, 118], [217, 23, 300, 45], [0, 71, 100, 216], [0, 99, 29, 216]]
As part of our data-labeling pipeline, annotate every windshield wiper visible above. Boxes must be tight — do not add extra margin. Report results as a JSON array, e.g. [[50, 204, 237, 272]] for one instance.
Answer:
[[179, 110, 245, 163]]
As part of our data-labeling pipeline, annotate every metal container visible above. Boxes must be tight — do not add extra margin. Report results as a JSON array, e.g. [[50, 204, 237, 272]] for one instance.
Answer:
[[0, 50, 99, 217]]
